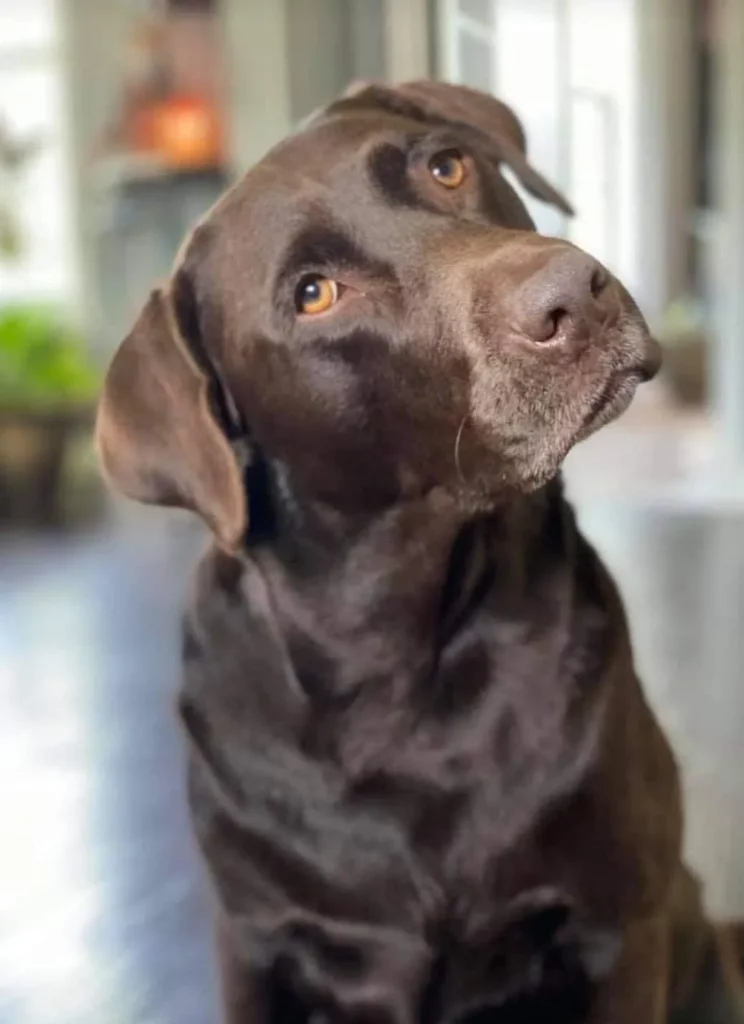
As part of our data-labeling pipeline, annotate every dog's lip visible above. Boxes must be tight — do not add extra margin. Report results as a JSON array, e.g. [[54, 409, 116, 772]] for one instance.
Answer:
[[584, 365, 647, 429], [584, 336, 661, 428], [640, 335, 663, 381]]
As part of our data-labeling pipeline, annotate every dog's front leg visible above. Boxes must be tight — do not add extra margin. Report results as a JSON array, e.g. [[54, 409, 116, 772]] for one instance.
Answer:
[[587, 915, 669, 1024], [215, 914, 274, 1024], [213, 910, 434, 1024]]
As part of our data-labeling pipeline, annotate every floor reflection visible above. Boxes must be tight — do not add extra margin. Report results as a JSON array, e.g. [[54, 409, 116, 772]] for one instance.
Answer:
[[1, 500, 743, 1024], [577, 503, 744, 920], [0, 520, 218, 1024]]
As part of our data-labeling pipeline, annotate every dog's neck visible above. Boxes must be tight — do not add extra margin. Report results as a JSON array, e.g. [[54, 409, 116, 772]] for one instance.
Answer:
[[244, 467, 570, 703]]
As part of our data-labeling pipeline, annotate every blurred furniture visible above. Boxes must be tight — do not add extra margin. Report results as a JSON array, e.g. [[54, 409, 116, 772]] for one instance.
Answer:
[[93, 167, 227, 357], [74, 0, 229, 353], [62, 0, 396, 356]]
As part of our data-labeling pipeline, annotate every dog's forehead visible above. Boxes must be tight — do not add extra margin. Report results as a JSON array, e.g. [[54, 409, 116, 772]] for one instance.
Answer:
[[274, 110, 412, 177], [223, 108, 448, 214], [199, 111, 427, 273], [221, 110, 422, 213]]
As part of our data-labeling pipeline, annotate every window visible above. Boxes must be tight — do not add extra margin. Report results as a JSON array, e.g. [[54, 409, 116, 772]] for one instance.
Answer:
[[438, 0, 640, 294], [0, 0, 75, 305], [439, 0, 567, 239]]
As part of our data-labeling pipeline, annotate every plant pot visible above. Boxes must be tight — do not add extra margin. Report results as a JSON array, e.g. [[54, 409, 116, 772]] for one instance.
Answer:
[[0, 405, 98, 528], [660, 331, 708, 408]]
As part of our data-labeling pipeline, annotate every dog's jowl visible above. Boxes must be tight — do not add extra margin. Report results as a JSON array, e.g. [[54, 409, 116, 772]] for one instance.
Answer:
[[97, 80, 744, 1024]]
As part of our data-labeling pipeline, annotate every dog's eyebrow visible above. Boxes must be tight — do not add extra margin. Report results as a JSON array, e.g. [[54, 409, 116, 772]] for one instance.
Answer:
[[368, 132, 472, 209], [277, 226, 395, 285], [368, 141, 421, 209]]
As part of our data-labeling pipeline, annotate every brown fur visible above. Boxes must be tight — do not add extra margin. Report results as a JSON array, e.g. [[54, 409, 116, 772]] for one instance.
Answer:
[[97, 81, 744, 1023]]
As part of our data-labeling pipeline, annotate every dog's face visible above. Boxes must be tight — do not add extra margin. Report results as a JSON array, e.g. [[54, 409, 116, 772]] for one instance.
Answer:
[[97, 81, 659, 548]]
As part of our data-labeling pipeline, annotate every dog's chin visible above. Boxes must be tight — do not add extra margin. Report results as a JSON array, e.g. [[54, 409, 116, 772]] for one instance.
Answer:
[[575, 343, 661, 445], [449, 340, 661, 502], [572, 329, 661, 444], [497, 367, 655, 495], [574, 373, 641, 444]]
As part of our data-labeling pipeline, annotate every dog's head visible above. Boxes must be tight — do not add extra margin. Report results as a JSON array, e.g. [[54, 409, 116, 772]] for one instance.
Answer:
[[97, 80, 659, 549]]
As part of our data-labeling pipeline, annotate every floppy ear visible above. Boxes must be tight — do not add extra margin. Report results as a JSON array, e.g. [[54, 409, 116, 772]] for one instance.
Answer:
[[342, 79, 573, 216], [493, 138, 575, 216], [96, 267, 247, 551]]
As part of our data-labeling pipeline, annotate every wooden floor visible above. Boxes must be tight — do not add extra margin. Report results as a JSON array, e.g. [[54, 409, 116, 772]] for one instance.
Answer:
[[1, 497, 743, 1024]]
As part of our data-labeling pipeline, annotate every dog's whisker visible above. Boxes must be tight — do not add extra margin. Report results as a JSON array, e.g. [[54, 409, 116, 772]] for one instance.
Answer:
[[454, 415, 468, 484]]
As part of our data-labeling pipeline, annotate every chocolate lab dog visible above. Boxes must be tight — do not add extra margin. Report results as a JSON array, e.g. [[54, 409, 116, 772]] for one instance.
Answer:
[[96, 81, 744, 1023]]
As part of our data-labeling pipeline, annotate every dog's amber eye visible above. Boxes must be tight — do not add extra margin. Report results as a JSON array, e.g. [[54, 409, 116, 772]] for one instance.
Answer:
[[295, 275, 339, 316], [428, 149, 466, 189]]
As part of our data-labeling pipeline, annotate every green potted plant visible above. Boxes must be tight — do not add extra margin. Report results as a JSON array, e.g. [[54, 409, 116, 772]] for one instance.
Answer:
[[1, 119, 103, 527], [0, 304, 101, 526]]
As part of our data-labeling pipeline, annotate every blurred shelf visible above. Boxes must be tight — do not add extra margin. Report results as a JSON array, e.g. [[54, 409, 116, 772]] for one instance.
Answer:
[[90, 152, 229, 191]]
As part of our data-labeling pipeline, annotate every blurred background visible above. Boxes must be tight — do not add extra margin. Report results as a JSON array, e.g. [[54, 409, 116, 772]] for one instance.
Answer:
[[1, 1, 743, 1022]]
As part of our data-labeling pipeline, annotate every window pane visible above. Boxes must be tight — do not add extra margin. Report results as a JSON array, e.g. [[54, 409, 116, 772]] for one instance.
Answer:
[[457, 31, 493, 92], [459, 0, 493, 27], [0, 63, 73, 302], [0, 0, 55, 53], [569, 93, 616, 267], [492, 0, 564, 238]]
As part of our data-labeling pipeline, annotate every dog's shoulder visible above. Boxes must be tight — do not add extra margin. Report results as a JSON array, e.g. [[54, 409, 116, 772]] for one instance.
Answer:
[[178, 545, 313, 808]]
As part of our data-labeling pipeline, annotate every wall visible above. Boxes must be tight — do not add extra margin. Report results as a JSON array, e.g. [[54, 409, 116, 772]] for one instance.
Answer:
[[348, 0, 387, 84], [220, 1, 292, 173], [385, 0, 431, 81], [636, 0, 696, 319], [287, 0, 352, 124], [222, 0, 389, 169], [60, 0, 139, 338], [710, 0, 744, 463]]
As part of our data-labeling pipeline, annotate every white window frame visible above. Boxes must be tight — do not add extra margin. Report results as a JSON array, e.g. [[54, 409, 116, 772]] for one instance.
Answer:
[[437, 0, 573, 241], [0, 0, 76, 307], [438, 0, 499, 95]]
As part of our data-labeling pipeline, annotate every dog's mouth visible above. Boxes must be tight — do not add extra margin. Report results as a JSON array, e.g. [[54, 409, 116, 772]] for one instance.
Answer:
[[582, 370, 643, 434], [579, 336, 661, 438]]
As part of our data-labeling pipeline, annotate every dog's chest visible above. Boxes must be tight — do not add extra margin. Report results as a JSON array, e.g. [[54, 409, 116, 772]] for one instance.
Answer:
[[340, 606, 606, 892], [333, 617, 616, 1014]]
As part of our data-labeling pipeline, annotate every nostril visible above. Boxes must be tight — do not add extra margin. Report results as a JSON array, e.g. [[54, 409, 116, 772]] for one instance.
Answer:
[[590, 267, 608, 299], [516, 250, 609, 346], [541, 306, 568, 343]]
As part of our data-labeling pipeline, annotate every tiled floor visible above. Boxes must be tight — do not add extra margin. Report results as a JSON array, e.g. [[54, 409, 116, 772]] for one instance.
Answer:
[[0, 517, 219, 1024], [1, 486, 743, 1024]]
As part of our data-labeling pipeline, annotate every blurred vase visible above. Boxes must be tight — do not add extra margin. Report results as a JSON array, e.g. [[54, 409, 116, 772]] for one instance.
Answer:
[[151, 94, 224, 169]]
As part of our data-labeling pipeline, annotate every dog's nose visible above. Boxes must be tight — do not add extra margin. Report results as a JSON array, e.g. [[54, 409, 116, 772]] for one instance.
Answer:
[[515, 247, 610, 345]]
